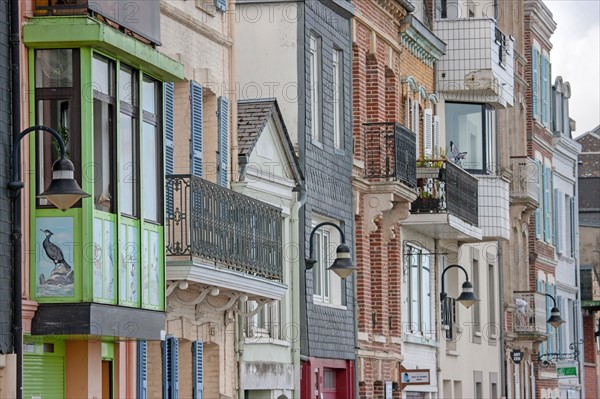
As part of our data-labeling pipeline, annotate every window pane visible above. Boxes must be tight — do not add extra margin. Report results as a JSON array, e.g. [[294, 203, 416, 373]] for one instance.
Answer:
[[323, 232, 330, 299], [120, 113, 138, 216], [119, 66, 136, 105], [142, 77, 156, 114], [310, 35, 321, 142], [445, 103, 483, 170], [37, 99, 80, 206], [93, 99, 115, 213], [333, 50, 343, 149], [422, 252, 431, 335], [35, 49, 73, 88], [142, 121, 159, 221], [92, 55, 114, 97], [313, 233, 322, 296], [410, 249, 420, 329]]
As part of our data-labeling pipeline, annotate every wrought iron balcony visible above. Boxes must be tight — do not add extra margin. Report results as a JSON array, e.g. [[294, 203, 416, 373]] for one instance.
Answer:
[[410, 161, 479, 226], [363, 122, 417, 188], [510, 157, 539, 208], [513, 291, 548, 338], [166, 175, 283, 282]]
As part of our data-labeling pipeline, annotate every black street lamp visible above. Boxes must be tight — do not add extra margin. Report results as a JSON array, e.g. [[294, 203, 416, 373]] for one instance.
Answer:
[[305, 222, 355, 279], [8, 125, 89, 399], [544, 293, 565, 328], [440, 264, 480, 309]]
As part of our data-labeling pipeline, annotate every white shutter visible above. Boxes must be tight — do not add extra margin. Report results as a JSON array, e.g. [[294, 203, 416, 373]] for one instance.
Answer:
[[406, 93, 411, 127], [433, 115, 440, 157], [424, 108, 433, 158], [413, 100, 420, 157]]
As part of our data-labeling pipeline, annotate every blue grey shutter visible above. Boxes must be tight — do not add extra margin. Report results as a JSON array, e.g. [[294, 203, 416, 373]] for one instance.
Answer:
[[535, 159, 542, 239], [557, 194, 563, 254], [532, 48, 539, 120], [192, 341, 204, 399], [541, 56, 548, 126], [552, 188, 558, 250], [537, 278, 544, 354], [545, 281, 552, 354], [191, 81, 203, 177], [137, 340, 147, 399], [165, 83, 175, 219], [215, 0, 226, 12], [169, 336, 179, 399], [543, 166, 551, 242], [217, 96, 229, 187], [570, 196, 576, 257], [162, 339, 170, 398]]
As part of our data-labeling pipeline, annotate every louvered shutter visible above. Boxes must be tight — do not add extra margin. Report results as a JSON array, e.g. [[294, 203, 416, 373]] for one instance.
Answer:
[[165, 83, 175, 219], [541, 56, 549, 127], [543, 166, 551, 242], [433, 115, 440, 157], [137, 340, 148, 399], [217, 96, 229, 187], [162, 339, 171, 398], [552, 188, 558, 251], [537, 278, 545, 354], [170, 336, 179, 399], [413, 100, 420, 157], [532, 48, 539, 120], [215, 0, 226, 12], [535, 159, 542, 239], [193, 341, 204, 399], [190, 81, 203, 177], [558, 194, 563, 254], [570, 196, 576, 257], [545, 281, 552, 354], [424, 108, 433, 158], [557, 296, 565, 352]]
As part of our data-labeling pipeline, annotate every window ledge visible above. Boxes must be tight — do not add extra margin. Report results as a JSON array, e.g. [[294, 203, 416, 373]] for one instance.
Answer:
[[244, 337, 290, 347], [446, 349, 460, 356], [404, 333, 439, 348], [313, 300, 347, 311]]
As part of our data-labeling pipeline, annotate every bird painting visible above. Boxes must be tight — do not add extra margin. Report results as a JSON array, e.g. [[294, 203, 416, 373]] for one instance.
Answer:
[[449, 141, 467, 166], [39, 229, 73, 286]]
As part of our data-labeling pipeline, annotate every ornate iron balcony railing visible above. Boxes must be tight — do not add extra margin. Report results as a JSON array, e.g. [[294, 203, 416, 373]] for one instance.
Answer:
[[166, 175, 283, 282], [363, 122, 417, 188], [410, 161, 479, 226]]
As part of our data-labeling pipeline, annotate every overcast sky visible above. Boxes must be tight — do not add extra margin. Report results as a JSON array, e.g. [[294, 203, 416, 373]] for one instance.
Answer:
[[544, 0, 600, 136]]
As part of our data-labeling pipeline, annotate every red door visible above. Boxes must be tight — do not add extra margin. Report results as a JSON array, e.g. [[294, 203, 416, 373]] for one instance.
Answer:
[[322, 368, 337, 399]]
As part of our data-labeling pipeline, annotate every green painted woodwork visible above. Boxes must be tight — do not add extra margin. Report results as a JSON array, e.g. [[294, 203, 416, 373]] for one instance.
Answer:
[[23, 338, 66, 399], [27, 35, 166, 314], [101, 341, 114, 360], [23, 16, 184, 81]]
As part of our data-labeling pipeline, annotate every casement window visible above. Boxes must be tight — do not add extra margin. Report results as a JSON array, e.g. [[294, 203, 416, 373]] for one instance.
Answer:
[[406, 245, 432, 337], [162, 336, 179, 399], [245, 301, 281, 339], [120, 65, 140, 217], [312, 222, 346, 307], [445, 102, 495, 173], [310, 34, 322, 144], [141, 76, 162, 223], [333, 49, 343, 149], [35, 49, 82, 207]]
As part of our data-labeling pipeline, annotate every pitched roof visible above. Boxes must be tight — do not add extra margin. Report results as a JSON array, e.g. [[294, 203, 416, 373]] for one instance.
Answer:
[[237, 99, 278, 158], [237, 98, 303, 184]]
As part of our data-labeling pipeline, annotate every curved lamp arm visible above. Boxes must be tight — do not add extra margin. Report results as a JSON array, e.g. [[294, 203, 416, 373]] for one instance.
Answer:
[[306, 221, 346, 270], [440, 264, 469, 301], [544, 293, 557, 308], [9, 125, 66, 190]]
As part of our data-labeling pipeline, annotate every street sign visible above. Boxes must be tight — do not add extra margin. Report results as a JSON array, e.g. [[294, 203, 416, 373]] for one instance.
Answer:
[[557, 360, 578, 377], [401, 369, 430, 385], [510, 349, 524, 364]]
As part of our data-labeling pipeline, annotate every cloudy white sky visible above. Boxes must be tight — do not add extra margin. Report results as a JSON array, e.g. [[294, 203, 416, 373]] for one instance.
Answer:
[[544, 0, 600, 136]]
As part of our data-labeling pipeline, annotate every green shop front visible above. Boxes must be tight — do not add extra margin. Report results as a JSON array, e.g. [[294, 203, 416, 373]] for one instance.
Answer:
[[22, 12, 183, 398]]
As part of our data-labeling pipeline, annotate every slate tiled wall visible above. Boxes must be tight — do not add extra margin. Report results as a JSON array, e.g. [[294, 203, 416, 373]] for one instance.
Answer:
[[299, 0, 355, 360]]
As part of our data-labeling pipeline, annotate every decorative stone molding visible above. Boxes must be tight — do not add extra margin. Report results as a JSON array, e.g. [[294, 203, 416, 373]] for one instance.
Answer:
[[381, 201, 410, 241], [364, 192, 395, 234]]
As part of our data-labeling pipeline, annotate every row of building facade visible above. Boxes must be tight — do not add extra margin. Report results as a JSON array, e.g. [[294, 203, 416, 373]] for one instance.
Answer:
[[0, 0, 597, 398]]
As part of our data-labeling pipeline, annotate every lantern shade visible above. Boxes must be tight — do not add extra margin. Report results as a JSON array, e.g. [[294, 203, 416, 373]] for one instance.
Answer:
[[547, 307, 565, 328], [327, 243, 356, 279], [38, 158, 89, 211], [456, 280, 480, 308]]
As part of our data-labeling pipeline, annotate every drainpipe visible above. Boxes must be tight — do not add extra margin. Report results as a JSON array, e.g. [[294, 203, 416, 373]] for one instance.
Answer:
[[498, 243, 506, 399], [291, 187, 307, 398], [9, 0, 23, 398]]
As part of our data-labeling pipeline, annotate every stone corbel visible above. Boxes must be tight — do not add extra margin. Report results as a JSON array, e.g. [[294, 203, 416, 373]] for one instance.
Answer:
[[363, 192, 395, 234], [380, 201, 410, 241]]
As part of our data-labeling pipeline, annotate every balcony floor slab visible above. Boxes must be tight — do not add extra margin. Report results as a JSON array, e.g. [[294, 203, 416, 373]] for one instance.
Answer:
[[403, 213, 483, 241]]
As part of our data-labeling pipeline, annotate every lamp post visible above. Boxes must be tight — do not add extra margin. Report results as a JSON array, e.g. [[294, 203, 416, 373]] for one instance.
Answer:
[[440, 264, 480, 309], [8, 125, 89, 399], [543, 293, 565, 328], [305, 222, 355, 279]]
